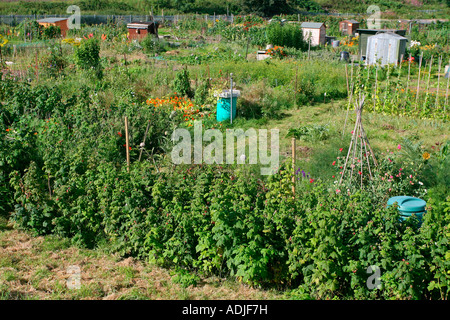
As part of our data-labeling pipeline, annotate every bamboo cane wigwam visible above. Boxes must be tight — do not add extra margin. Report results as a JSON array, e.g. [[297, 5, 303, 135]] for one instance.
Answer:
[[339, 94, 378, 189]]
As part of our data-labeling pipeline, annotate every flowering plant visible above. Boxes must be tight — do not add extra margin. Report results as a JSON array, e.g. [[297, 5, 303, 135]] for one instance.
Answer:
[[266, 46, 286, 59]]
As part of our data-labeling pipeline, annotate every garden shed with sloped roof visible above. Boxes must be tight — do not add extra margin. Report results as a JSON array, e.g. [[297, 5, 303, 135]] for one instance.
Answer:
[[37, 17, 69, 37], [127, 21, 159, 40], [301, 22, 326, 46], [366, 32, 408, 66], [339, 19, 360, 35]]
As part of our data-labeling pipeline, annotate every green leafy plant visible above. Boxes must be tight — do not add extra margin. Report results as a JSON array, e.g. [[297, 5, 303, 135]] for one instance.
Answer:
[[172, 67, 194, 98]]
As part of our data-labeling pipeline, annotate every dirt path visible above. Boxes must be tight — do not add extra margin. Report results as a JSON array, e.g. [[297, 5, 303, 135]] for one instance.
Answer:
[[0, 220, 283, 300]]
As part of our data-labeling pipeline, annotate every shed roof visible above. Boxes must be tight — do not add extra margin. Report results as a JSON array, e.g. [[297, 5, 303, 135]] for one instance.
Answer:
[[127, 21, 157, 29], [369, 32, 407, 40], [301, 22, 325, 29], [356, 29, 405, 33], [37, 18, 68, 23], [342, 19, 359, 24]]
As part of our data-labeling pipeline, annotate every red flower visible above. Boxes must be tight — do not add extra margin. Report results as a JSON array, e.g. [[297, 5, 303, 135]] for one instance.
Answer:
[[358, 171, 362, 175], [117, 132, 122, 137], [339, 148, 343, 152], [309, 178, 314, 183], [332, 161, 336, 165]]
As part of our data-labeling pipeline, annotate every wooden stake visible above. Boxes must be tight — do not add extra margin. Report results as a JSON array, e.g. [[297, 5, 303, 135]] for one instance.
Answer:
[[424, 55, 433, 107], [294, 64, 299, 109], [445, 59, 450, 113], [345, 63, 349, 94], [382, 43, 392, 112], [435, 56, 442, 108], [35, 49, 39, 82], [245, 35, 250, 60], [373, 63, 378, 112], [125, 116, 130, 172], [407, 53, 411, 86], [416, 52, 423, 108], [292, 137, 296, 196], [395, 54, 404, 106]]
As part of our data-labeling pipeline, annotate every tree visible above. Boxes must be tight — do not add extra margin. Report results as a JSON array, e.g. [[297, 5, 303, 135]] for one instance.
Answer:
[[239, 0, 292, 17]]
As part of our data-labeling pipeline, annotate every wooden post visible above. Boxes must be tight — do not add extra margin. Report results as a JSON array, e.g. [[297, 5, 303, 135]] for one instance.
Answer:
[[435, 56, 441, 107], [424, 55, 433, 107], [416, 52, 423, 108], [125, 116, 130, 172], [395, 54, 404, 106], [230, 73, 233, 124], [35, 49, 39, 82], [292, 137, 296, 196], [245, 35, 250, 60], [382, 43, 392, 112], [308, 34, 311, 59], [445, 59, 450, 113], [345, 63, 349, 94], [294, 64, 299, 109], [407, 53, 412, 85]]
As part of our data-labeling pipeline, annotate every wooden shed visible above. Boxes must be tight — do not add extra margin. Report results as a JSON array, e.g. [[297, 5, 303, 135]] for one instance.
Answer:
[[127, 21, 159, 40], [301, 22, 326, 46], [339, 19, 359, 35], [37, 17, 69, 37]]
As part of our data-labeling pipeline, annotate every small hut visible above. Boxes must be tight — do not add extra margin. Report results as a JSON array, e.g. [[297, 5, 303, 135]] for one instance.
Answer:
[[127, 21, 159, 40], [339, 19, 360, 36], [356, 29, 406, 60], [366, 32, 408, 66], [37, 18, 69, 37], [301, 22, 326, 46]]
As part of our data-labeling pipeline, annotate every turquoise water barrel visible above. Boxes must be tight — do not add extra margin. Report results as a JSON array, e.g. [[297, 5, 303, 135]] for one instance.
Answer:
[[216, 97, 237, 122], [215, 90, 240, 122], [387, 196, 427, 224]]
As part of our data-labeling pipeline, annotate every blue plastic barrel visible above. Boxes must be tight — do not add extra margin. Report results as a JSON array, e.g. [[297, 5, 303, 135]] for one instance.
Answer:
[[387, 196, 427, 224], [216, 97, 237, 122]]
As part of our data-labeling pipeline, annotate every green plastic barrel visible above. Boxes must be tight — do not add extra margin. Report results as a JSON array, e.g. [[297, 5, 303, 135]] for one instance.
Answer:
[[387, 196, 426, 224], [216, 97, 237, 122]]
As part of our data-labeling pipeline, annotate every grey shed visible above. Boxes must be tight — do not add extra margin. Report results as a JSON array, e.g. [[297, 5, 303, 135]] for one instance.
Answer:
[[366, 32, 407, 66]]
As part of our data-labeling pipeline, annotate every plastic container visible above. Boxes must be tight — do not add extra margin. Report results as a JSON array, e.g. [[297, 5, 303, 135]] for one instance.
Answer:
[[215, 90, 240, 122], [387, 196, 427, 223]]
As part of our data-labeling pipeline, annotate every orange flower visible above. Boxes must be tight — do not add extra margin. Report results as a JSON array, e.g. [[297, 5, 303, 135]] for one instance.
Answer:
[[5, 128, 10, 132]]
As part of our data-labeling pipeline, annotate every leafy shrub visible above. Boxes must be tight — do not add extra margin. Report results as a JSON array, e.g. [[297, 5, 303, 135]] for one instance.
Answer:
[[287, 124, 330, 142], [141, 36, 170, 54], [266, 23, 305, 50], [172, 67, 194, 98], [40, 46, 67, 79], [41, 25, 61, 39], [74, 38, 102, 78]]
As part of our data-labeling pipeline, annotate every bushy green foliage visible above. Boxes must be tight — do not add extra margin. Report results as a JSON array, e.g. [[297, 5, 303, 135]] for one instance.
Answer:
[[287, 124, 330, 142], [172, 67, 194, 98], [74, 38, 102, 78], [239, 0, 292, 16], [266, 23, 305, 50], [2, 73, 449, 298]]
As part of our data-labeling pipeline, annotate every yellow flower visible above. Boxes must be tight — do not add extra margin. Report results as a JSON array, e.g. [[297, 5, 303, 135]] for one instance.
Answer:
[[422, 152, 430, 160]]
